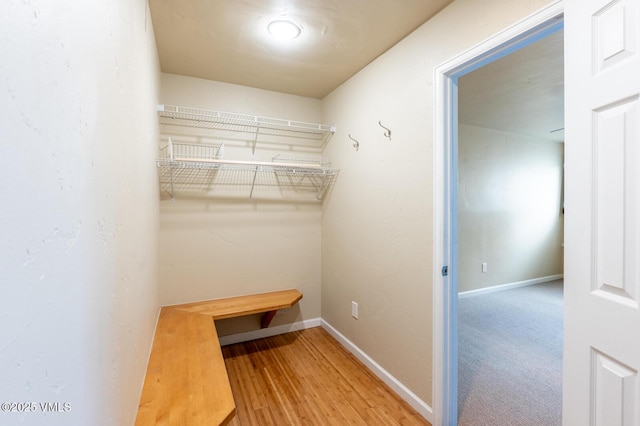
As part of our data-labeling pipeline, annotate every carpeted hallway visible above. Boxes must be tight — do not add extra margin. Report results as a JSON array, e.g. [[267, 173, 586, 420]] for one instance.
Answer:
[[458, 280, 563, 425]]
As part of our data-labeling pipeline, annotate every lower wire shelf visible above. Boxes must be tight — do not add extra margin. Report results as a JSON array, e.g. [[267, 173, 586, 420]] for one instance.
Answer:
[[156, 156, 339, 202]]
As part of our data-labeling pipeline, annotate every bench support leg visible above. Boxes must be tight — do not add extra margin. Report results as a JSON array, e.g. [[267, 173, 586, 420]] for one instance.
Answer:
[[261, 310, 277, 328]]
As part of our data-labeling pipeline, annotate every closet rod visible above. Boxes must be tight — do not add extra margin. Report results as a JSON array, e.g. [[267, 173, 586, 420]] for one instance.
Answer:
[[169, 157, 322, 169]]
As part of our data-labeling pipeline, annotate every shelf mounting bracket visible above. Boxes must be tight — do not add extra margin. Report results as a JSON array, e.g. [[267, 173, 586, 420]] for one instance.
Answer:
[[261, 310, 277, 328], [252, 122, 260, 155], [249, 165, 259, 199], [316, 172, 331, 200]]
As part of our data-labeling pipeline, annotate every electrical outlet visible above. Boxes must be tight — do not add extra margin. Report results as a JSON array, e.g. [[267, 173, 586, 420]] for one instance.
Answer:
[[481, 262, 488, 273], [276, 308, 288, 316], [352, 301, 358, 319]]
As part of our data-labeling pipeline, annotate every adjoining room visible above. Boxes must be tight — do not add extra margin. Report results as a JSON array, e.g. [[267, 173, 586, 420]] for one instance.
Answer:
[[456, 29, 564, 425]]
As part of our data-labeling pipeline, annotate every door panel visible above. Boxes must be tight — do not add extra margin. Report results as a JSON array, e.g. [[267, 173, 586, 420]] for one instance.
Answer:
[[592, 350, 637, 426], [594, 97, 639, 305], [593, 0, 637, 73], [564, 0, 640, 424]]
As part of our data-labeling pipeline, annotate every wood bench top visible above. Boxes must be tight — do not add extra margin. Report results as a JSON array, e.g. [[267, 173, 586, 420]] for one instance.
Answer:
[[171, 289, 303, 320], [135, 308, 235, 425], [135, 289, 303, 426]]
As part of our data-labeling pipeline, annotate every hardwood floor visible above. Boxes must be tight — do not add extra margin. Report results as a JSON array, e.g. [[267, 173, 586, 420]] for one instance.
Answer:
[[222, 327, 430, 426]]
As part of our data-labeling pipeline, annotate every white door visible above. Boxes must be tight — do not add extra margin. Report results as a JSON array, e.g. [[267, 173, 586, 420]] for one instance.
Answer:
[[564, 0, 640, 424]]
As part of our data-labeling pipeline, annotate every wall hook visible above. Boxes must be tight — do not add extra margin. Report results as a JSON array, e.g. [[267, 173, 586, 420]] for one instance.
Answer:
[[348, 134, 360, 152], [378, 121, 392, 140]]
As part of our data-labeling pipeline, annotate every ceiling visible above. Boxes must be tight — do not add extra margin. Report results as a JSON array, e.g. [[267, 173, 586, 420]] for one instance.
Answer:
[[458, 30, 565, 142], [148, 2, 564, 141], [148, 0, 453, 99]]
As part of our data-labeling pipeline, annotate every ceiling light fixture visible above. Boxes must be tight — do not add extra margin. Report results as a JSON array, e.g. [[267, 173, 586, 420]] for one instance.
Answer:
[[267, 20, 302, 40]]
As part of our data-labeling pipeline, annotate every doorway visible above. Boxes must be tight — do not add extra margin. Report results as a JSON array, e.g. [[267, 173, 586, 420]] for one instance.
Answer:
[[456, 29, 564, 425], [432, 4, 565, 425]]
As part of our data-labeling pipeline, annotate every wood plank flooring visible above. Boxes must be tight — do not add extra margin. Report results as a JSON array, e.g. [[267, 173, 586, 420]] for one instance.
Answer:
[[222, 327, 430, 426]]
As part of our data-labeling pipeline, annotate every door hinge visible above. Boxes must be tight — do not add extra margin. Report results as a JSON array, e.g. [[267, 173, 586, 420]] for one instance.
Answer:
[[442, 265, 448, 277]]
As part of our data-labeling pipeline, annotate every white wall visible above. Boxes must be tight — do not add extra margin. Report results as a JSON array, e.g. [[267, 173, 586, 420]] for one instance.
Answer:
[[321, 0, 556, 409], [0, 1, 160, 425], [158, 74, 323, 335], [458, 125, 564, 293]]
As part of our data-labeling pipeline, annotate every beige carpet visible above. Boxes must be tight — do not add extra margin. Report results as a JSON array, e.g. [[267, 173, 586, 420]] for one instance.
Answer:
[[458, 280, 563, 425]]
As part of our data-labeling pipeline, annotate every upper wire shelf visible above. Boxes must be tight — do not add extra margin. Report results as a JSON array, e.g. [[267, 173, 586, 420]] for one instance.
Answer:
[[157, 104, 336, 151]]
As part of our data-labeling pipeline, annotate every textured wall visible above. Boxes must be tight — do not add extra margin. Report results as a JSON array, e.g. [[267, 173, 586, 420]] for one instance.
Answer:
[[0, 1, 160, 425], [321, 0, 556, 410], [458, 125, 564, 293]]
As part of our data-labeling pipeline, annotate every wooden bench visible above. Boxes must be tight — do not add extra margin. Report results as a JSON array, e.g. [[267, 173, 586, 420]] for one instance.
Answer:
[[135, 289, 303, 426]]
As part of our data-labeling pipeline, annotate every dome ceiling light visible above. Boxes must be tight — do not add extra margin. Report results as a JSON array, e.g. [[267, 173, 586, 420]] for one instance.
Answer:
[[267, 19, 302, 40]]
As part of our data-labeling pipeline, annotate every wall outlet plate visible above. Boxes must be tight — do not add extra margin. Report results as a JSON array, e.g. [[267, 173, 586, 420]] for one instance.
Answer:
[[352, 301, 358, 319]]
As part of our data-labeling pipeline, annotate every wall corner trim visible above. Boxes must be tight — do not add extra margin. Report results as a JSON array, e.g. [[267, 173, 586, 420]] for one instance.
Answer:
[[321, 319, 433, 423]]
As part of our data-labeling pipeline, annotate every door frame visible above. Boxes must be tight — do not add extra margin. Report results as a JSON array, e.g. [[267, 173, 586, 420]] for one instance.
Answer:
[[432, 3, 564, 425]]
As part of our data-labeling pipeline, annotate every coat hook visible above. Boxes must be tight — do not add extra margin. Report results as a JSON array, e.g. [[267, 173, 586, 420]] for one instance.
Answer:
[[378, 121, 391, 140], [348, 134, 360, 152]]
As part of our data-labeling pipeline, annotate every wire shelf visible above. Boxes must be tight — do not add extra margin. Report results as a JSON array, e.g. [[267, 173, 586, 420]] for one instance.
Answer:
[[157, 141, 338, 201], [159, 141, 224, 162], [271, 154, 331, 168], [157, 104, 336, 150]]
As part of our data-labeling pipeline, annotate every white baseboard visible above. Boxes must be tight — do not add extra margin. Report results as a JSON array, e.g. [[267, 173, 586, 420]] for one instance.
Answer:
[[217, 317, 433, 423], [458, 274, 563, 299], [321, 319, 433, 423], [218, 318, 322, 346]]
